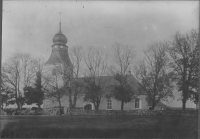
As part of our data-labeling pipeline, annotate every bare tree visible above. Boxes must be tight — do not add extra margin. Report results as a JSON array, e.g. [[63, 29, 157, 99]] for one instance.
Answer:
[[109, 43, 136, 110], [43, 67, 65, 115], [83, 47, 108, 110], [34, 57, 46, 74], [23, 57, 46, 108], [189, 44, 199, 104], [1, 77, 15, 109], [70, 45, 84, 79], [2, 55, 21, 109], [134, 41, 175, 110], [169, 29, 199, 110], [47, 51, 73, 109], [49, 46, 85, 109], [112, 43, 135, 74], [69, 45, 85, 108], [2, 53, 37, 109], [19, 53, 37, 87]]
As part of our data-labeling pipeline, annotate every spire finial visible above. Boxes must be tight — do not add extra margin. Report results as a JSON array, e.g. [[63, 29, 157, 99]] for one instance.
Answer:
[[58, 12, 62, 34]]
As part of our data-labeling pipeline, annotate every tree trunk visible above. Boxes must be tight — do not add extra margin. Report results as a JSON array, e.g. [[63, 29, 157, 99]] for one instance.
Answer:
[[182, 98, 186, 111], [68, 88, 72, 109], [182, 88, 187, 110], [121, 101, 124, 110], [95, 105, 99, 110], [17, 77, 22, 110], [16, 103, 20, 110], [14, 87, 20, 110], [72, 94, 77, 108], [72, 98, 77, 108], [16, 98, 20, 110], [151, 101, 156, 110], [93, 101, 99, 110], [69, 97, 72, 109], [58, 98, 62, 115], [181, 60, 187, 111], [94, 97, 101, 110]]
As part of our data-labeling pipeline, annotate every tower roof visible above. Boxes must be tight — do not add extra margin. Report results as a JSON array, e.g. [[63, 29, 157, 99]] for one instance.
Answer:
[[45, 48, 73, 68], [52, 22, 68, 45], [46, 20, 73, 68]]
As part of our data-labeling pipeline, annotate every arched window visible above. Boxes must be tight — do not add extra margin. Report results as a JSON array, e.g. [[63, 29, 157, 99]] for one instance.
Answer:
[[107, 99, 112, 110], [135, 99, 140, 108]]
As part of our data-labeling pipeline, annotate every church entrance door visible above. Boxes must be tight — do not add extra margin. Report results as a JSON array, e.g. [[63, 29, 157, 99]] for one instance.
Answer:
[[84, 104, 92, 110]]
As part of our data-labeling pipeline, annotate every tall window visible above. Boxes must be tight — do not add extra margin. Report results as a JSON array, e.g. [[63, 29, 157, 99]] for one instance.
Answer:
[[107, 99, 112, 110], [135, 99, 140, 108]]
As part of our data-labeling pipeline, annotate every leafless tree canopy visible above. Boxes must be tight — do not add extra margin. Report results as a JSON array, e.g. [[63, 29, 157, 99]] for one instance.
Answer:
[[144, 42, 169, 77], [83, 47, 108, 110], [134, 41, 174, 110], [43, 70, 66, 114], [107, 43, 137, 110], [69, 45, 84, 78], [169, 29, 199, 110], [111, 43, 135, 75], [46, 45, 85, 109], [2, 53, 39, 109], [84, 47, 108, 77]]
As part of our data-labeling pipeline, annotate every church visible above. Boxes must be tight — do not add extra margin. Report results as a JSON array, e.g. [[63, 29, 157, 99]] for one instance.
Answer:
[[43, 22, 167, 113]]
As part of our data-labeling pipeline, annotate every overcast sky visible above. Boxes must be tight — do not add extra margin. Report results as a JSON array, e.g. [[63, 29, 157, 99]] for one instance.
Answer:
[[2, 1, 199, 108]]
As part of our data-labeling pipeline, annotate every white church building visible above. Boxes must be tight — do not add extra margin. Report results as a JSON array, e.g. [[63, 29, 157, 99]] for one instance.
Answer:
[[43, 22, 167, 112]]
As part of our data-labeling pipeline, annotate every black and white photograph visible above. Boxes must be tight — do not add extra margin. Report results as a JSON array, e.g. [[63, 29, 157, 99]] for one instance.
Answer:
[[0, 0, 199, 138]]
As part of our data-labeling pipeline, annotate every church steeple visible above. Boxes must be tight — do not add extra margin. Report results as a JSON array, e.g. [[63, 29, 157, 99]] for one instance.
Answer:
[[52, 12, 67, 45], [46, 17, 73, 68], [52, 22, 68, 45]]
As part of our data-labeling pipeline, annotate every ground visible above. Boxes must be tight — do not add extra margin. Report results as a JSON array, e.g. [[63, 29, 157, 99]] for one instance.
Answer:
[[0, 115, 198, 138]]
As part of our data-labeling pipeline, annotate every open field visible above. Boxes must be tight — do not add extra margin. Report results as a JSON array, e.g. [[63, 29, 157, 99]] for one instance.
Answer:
[[0, 115, 198, 138]]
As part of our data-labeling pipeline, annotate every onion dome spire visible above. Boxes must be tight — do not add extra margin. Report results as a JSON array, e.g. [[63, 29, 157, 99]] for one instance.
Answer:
[[46, 13, 73, 68], [52, 15, 68, 45]]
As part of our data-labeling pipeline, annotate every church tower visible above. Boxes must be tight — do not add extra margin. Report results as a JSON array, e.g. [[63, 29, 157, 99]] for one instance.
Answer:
[[45, 21, 73, 83]]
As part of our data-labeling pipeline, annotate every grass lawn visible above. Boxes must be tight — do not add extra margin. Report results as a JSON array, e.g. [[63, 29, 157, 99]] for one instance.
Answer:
[[0, 115, 198, 138]]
